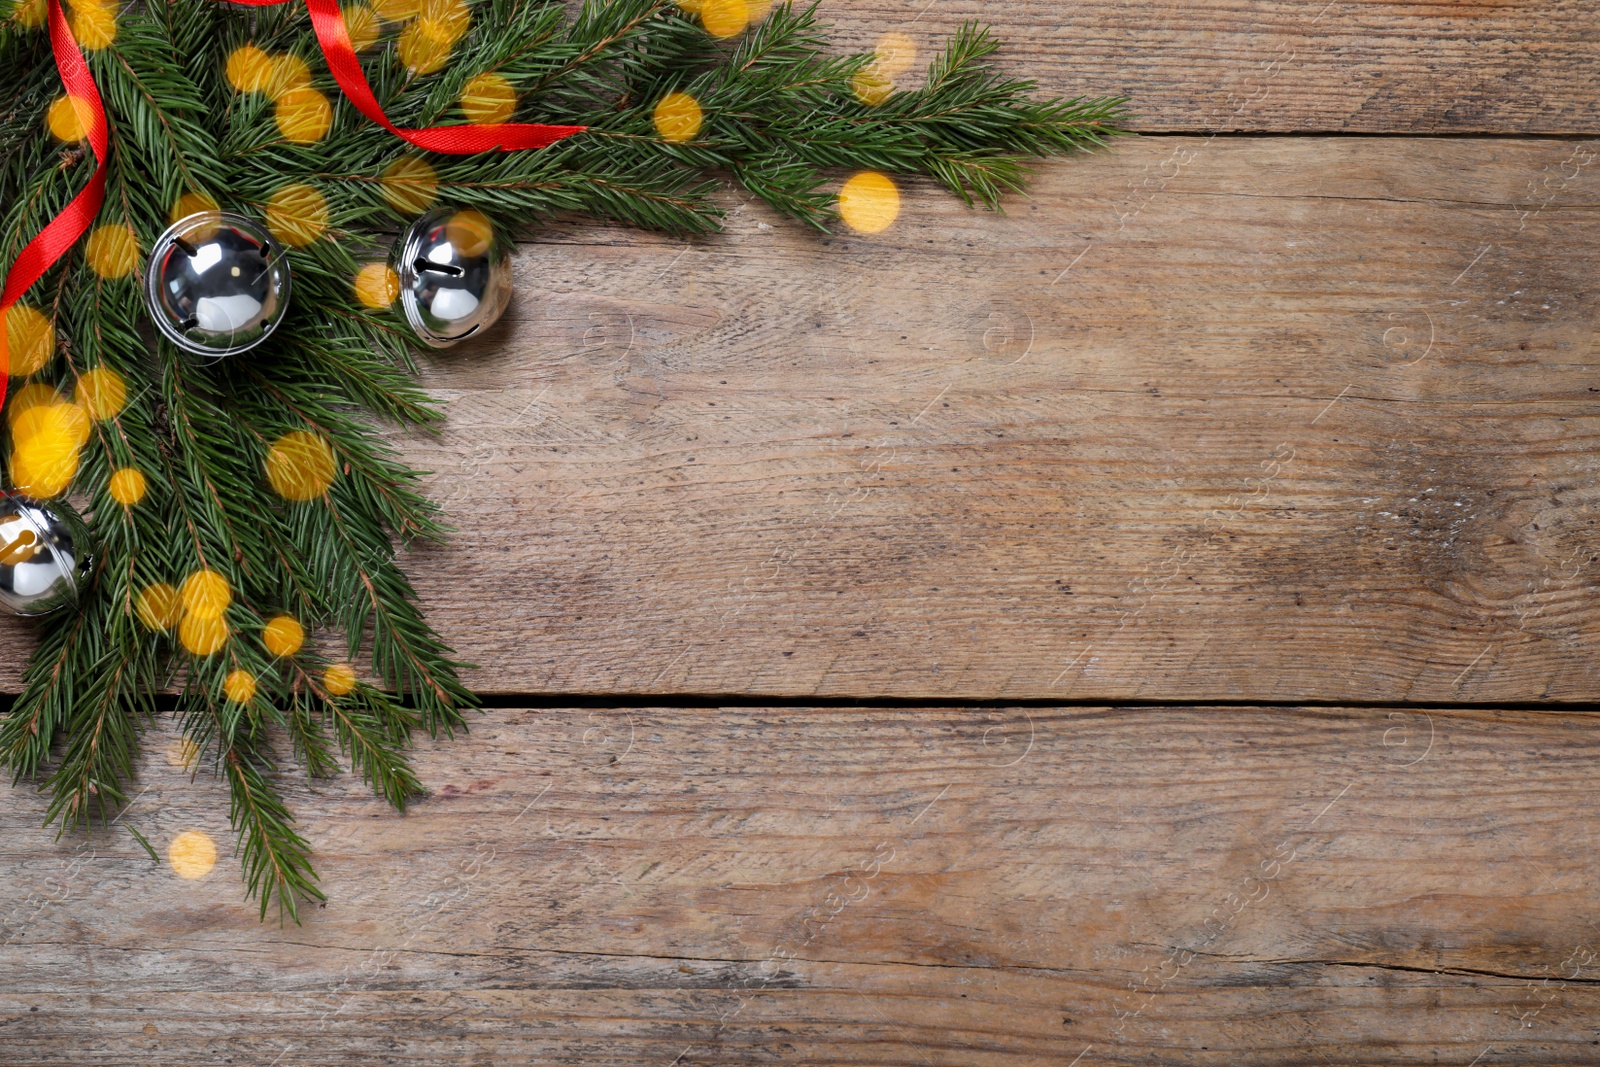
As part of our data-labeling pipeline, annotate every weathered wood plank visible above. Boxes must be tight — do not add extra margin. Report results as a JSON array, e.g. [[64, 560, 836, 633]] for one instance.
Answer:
[[4, 705, 1600, 1064], [819, 0, 1599, 134], [4, 136, 1600, 701]]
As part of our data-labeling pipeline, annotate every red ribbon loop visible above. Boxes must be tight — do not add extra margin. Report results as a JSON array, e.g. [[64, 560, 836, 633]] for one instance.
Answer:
[[228, 0, 588, 152], [1, 0, 584, 422], [0, 0, 109, 415]]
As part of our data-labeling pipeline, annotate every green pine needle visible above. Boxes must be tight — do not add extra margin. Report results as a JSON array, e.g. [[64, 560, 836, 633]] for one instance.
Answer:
[[0, 0, 1126, 921]]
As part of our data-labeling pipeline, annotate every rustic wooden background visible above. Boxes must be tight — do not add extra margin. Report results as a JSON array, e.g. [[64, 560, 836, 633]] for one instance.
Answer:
[[5, 0, 1600, 1063]]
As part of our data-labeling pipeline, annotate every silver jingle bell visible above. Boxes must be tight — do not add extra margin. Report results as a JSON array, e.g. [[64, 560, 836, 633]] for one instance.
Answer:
[[396, 207, 513, 348], [0, 493, 94, 617], [144, 211, 291, 358]]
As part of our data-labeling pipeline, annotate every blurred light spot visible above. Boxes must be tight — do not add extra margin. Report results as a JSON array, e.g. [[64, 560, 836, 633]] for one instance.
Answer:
[[224, 669, 257, 704], [398, 19, 452, 73], [263, 615, 305, 657], [344, 4, 381, 50], [108, 467, 147, 506], [179, 613, 228, 656], [46, 95, 93, 141], [136, 582, 183, 632], [181, 568, 231, 621], [699, 0, 747, 38], [276, 87, 334, 143], [372, 0, 417, 19], [875, 31, 917, 76], [266, 430, 337, 501], [838, 171, 900, 234], [168, 830, 216, 879], [226, 45, 273, 93], [85, 224, 139, 278], [265, 183, 329, 246], [324, 662, 358, 696], [4, 306, 55, 376], [14, 0, 46, 28], [653, 91, 703, 142], [460, 72, 516, 125], [265, 53, 312, 101], [6, 384, 61, 425], [76, 366, 127, 420], [70, 0, 116, 49], [165, 736, 201, 769], [381, 155, 438, 214], [354, 262, 400, 308], [444, 209, 493, 257]]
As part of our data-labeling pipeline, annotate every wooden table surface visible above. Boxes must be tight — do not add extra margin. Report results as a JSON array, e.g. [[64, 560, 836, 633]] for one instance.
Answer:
[[5, 1, 1600, 1063]]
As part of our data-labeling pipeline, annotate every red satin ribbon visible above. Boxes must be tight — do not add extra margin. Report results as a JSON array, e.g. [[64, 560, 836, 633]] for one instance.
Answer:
[[227, 0, 587, 152], [0, 0, 109, 417], [1, 0, 584, 421]]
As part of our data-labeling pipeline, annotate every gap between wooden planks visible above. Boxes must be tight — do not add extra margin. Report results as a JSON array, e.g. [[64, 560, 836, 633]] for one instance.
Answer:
[[3, 135, 1599, 702], [3, 705, 1599, 1065]]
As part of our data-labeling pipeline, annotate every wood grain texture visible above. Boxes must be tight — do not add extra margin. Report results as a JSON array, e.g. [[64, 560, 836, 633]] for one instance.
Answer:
[[5, 705, 1600, 1065], [4, 135, 1600, 701], [806, 0, 1600, 134]]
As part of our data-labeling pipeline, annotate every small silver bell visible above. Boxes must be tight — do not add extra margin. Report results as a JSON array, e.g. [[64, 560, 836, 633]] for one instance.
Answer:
[[144, 211, 291, 357], [396, 208, 512, 348], [0, 493, 94, 617]]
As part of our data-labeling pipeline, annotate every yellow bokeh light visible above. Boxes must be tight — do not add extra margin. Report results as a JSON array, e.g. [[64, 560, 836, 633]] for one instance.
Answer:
[[344, 4, 380, 50], [85, 223, 139, 279], [223, 669, 257, 704], [165, 736, 201, 769], [372, 0, 418, 21], [264, 183, 328, 247], [262, 615, 305, 657], [275, 87, 334, 143], [169, 191, 220, 227], [443, 209, 493, 258], [9, 423, 80, 498], [4, 305, 55, 377], [837, 170, 900, 234], [460, 72, 516, 125], [380, 155, 437, 215], [179, 612, 228, 656], [10, 447, 78, 498], [70, 0, 115, 49], [874, 32, 917, 77], [397, 19, 451, 74], [135, 582, 183, 631], [108, 466, 147, 506], [76, 366, 127, 420], [226, 44, 274, 93], [181, 568, 231, 620], [417, 0, 469, 41], [323, 662, 358, 696], [698, 0, 747, 38], [353, 262, 399, 309], [11, 401, 87, 450], [167, 830, 217, 879], [265, 430, 337, 501], [14, 0, 46, 28], [265, 53, 312, 101], [6, 384, 61, 425], [46, 95, 94, 141], [653, 91, 702, 142], [851, 67, 892, 106]]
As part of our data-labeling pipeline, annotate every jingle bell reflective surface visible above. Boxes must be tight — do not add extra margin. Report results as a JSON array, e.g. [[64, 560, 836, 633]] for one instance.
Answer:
[[0, 493, 94, 617], [397, 208, 513, 348], [144, 211, 290, 357]]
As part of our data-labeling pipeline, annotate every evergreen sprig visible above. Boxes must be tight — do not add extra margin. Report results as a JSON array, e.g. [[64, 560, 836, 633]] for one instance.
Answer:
[[0, 0, 1126, 921]]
